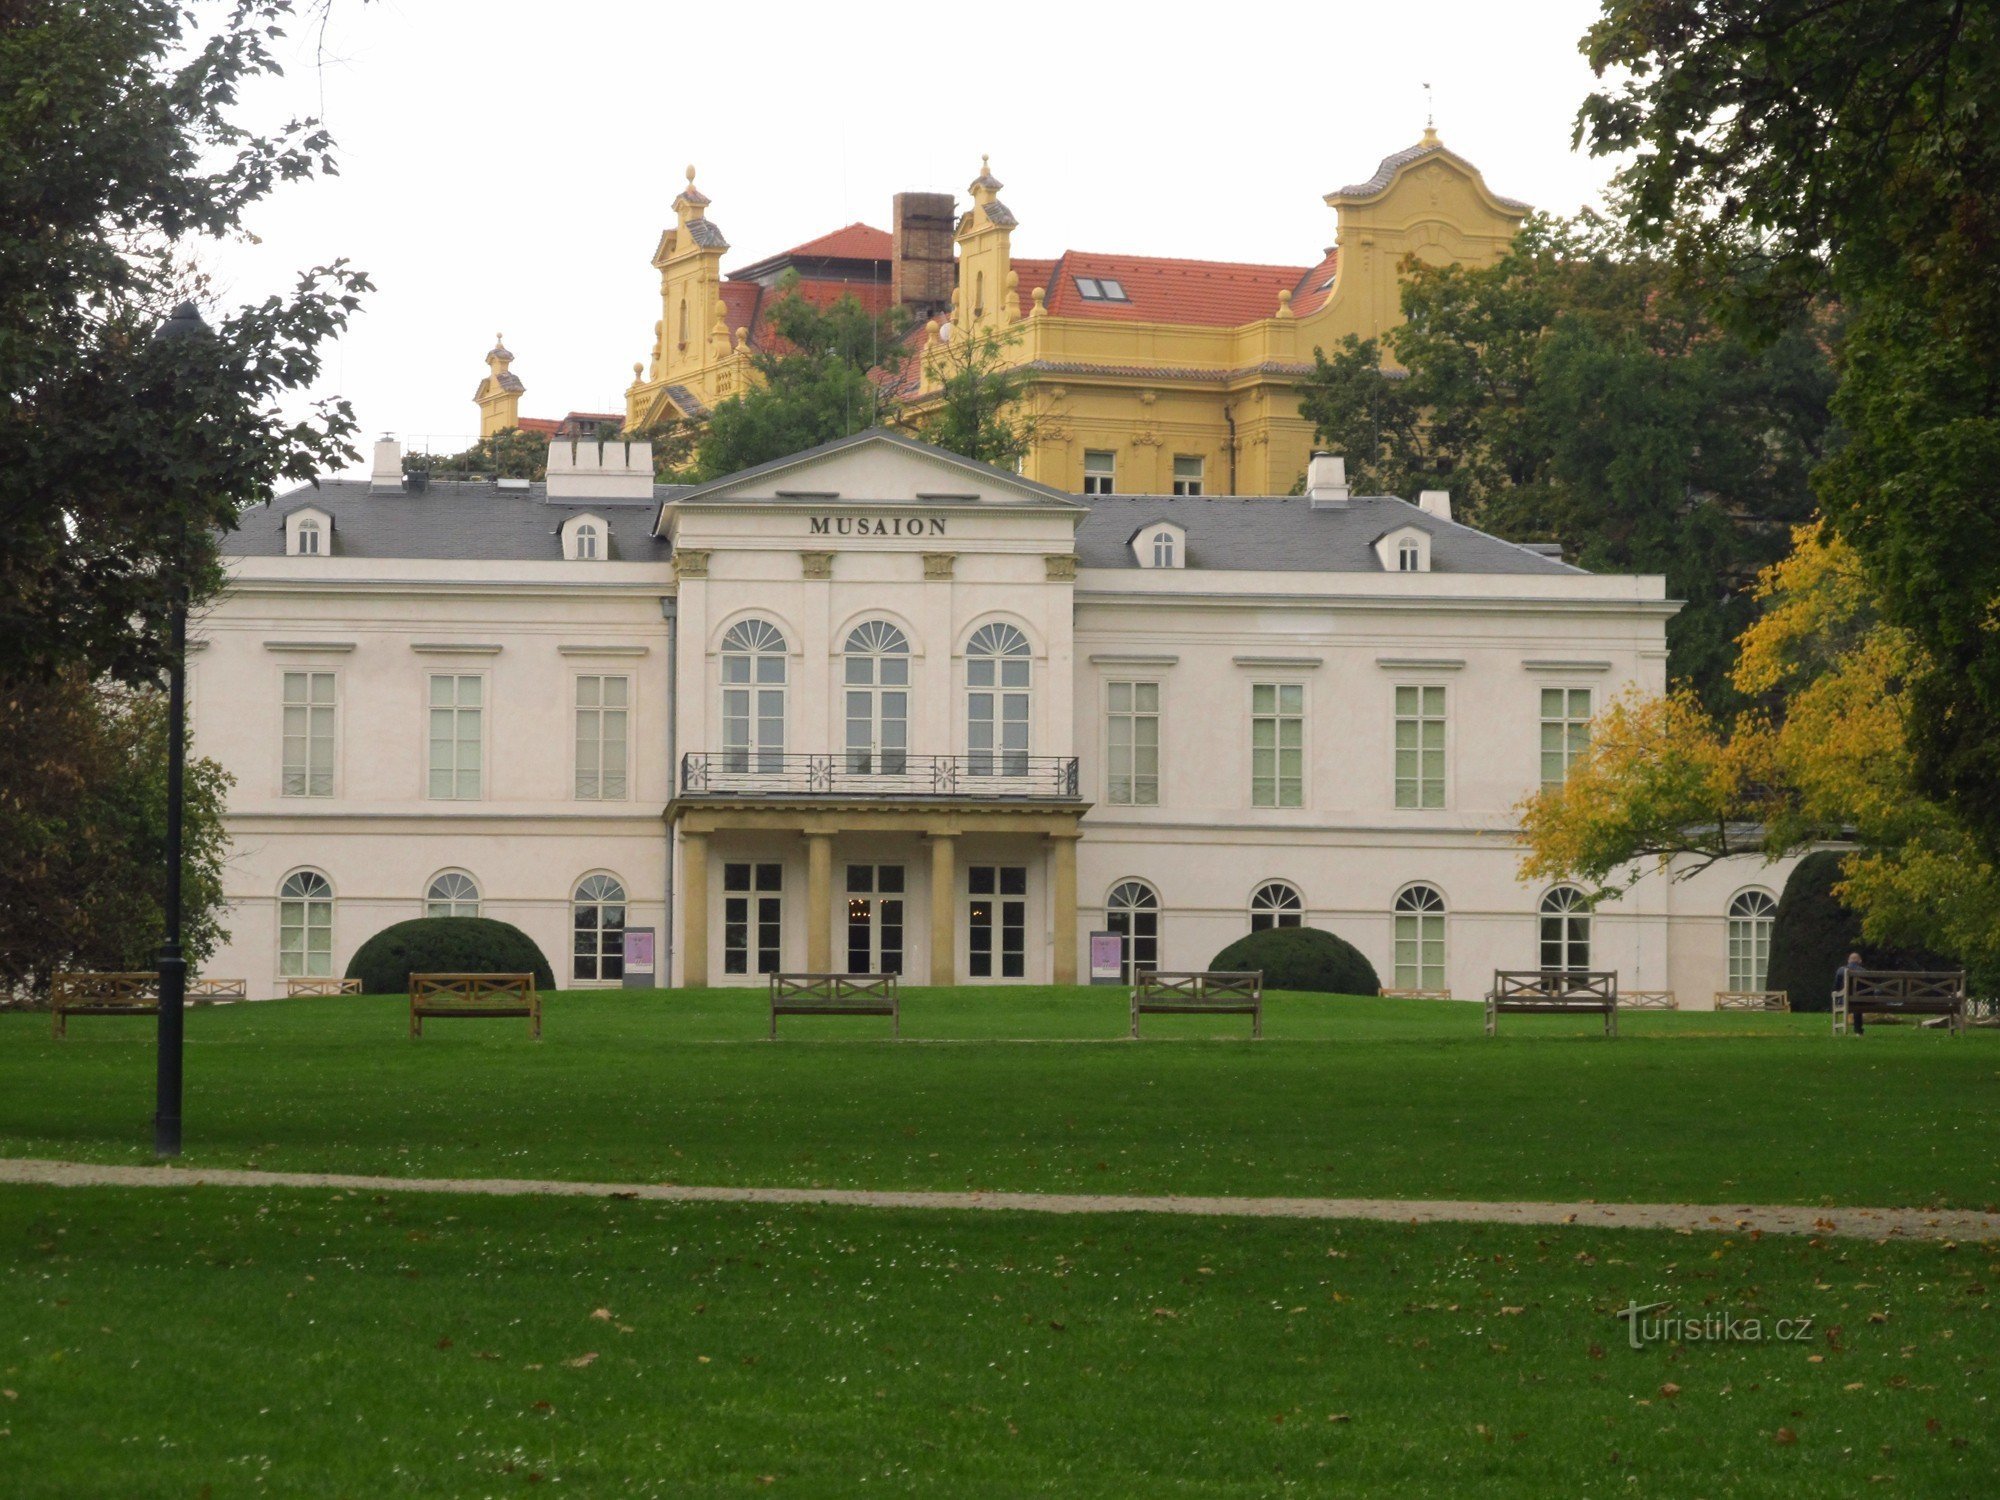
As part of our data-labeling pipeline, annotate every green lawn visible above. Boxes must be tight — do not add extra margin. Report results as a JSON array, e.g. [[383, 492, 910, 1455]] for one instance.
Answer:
[[1, 1184, 1991, 1497], [2, 989, 1995, 1209]]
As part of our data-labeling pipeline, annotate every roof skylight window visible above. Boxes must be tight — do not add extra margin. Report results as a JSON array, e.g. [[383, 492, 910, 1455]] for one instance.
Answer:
[[1074, 276, 1129, 302]]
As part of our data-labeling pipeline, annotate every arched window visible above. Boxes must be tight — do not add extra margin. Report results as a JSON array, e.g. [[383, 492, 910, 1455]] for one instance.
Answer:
[[1249, 881, 1303, 932], [1539, 886, 1592, 972], [574, 522, 600, 560], [1106, 880, 1160, 982], [1394, 884, 1446, 991], [573, 873, 626, 982], [1727, 889, 1778, 990], [1397, 539, 1420, 572], [720, 619, 787, 774], [296, 517, 323, 556], [426, 871, 480, 919], [966, 622, 1030, 777], [844, 620, 910, 775], [278, 870, 334, 978], [1153, 531, 1176, 568]]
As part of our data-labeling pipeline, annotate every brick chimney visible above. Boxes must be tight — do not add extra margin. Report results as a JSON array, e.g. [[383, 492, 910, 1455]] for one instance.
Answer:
[[892, 191, 956, 320]]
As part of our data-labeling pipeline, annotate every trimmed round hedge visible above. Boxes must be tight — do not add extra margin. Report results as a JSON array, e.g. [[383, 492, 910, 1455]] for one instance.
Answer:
[[1207, 926, 1380, 996], [345, 916, 555, 997], [1765, 851, 1954, 1012]]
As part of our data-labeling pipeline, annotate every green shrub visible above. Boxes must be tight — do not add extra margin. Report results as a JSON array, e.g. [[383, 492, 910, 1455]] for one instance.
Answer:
[[1207, 926, 1381, 995], [344, 917, 554, 997], [1765, 852, 1954, 1012]]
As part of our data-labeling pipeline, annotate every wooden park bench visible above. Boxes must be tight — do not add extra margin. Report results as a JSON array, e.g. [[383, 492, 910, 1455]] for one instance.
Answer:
[[1833, 969, 1966, 1037], [1622, 989, 1679, 1010], [1714, 989, 1789, 1012], [50, 971, 157, 1039], [1378, 986, 1453, 1001], [1484, 970, 1619, 1038], [286, 977, 361, 997], [1130, 970, 1264, 1039], [188, 978, 247, 1001], [768, 973, 899, 1039], [409, 973, 541, 1039]]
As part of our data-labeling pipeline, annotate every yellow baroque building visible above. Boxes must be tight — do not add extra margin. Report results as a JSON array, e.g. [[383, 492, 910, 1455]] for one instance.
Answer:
[[506, 132, 1528, 495]]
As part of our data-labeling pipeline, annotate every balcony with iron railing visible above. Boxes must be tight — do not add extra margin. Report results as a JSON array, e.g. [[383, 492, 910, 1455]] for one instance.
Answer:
[[678, 752, 1082, 802]]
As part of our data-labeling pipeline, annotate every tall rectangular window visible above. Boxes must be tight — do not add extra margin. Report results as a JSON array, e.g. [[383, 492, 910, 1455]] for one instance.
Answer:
[[1250, 682, 1304, 808], [1394, 684, 1447, 809], [1539, 687, 1592, 788], [967, 865, 1027, 978], [575, 675, 630, 800], [1106, 681, 1160, 805], [427, 674, 483, 800], [1083, 450, 1116, 495], [281, 671, 336, 797], [723, 862, 782, 976], [1172, 455, 1204, 496]]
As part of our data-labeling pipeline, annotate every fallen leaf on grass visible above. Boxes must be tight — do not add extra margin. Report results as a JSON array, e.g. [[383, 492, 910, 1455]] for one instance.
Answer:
[[1659, 1383, 1681, 1399], [566, 1352, 598, 1369], [590, 1308, 612, 1321], [1150, 1308, 1178, 1320], [1774, 1428, 1797, 1446], [434, 1336, 453, 1351]]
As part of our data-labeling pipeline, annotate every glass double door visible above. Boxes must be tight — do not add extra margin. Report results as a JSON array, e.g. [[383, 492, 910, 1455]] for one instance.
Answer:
[[968, 864, 1027, 979], [846, 864, 904, 976]]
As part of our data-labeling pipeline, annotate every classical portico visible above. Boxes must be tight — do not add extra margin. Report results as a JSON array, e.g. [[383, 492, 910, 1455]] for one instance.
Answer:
[[658, 429, 1091, 987], [672, 801, 1085, 987]]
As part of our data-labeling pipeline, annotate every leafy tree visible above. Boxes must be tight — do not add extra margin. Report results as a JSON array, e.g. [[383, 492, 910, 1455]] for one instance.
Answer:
[[1518, 522, 2000, 988], [1576, 0, 2000, 853], [902, 324, 1041, 470], [406, 428, 551, 481], [0, 674, 232, 999], [1294, 335, 1419, 496], [1295, 216, 1833, 708], [694, 277, 906, 479], [1, 0, 370, 689]]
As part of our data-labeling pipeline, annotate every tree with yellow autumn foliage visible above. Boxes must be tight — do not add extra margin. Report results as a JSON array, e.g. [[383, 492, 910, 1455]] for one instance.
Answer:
[[1518, 521, 2000, 983]]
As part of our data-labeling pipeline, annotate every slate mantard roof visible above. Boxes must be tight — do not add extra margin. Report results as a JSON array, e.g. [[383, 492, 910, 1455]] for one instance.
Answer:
[[232, 476, 1576, 576]]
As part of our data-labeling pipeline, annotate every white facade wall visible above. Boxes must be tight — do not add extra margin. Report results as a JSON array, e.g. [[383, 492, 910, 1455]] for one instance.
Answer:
[[197, 437, 1800, 1004], [196, 557, 673, 996]]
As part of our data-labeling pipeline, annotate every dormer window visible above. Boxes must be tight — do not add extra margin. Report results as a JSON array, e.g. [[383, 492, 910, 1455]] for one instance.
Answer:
[[1372, 524, 1431, 573], [1074, 276, 1129, 302], [1132, 521, 1186, 570], [284, 507, 333, 557], [560, 513, 610, 561]]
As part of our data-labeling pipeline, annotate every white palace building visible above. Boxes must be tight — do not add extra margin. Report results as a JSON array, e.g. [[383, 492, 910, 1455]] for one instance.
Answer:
[[197, 429, 1797, 1002]]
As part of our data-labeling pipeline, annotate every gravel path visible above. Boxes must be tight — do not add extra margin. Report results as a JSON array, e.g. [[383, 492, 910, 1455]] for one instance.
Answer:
[[1, 1157, 1992, 1241]]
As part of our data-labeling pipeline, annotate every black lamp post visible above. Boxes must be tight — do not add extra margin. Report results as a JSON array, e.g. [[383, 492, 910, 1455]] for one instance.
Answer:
[[153, 299, 208, 1159]]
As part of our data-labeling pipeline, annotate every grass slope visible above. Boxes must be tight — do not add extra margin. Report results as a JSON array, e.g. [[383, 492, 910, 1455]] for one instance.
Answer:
[[3, 990, 1995, 1209], [0, 1184, 1990, 1498]]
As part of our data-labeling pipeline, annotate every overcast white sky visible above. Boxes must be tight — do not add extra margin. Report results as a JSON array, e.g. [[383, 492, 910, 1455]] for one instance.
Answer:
[[213, 0, 1620, 473]]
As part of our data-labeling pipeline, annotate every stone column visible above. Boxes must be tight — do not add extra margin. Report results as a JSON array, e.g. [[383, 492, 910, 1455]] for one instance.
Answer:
[[1050, 832, 1079, 986], [806, 833, 833, 972], [928, 833, 957, 987], [681, 831, 709, 988]]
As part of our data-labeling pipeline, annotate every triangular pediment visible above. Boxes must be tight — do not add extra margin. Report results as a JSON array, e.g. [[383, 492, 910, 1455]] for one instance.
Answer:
[[660, 430, 1081, 525]]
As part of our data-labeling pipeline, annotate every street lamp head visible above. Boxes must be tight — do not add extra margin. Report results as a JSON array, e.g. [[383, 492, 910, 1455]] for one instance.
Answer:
[[157, 301, 209, 343]]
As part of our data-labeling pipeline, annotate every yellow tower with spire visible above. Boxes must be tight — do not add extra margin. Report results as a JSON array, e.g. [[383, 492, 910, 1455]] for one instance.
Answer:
[[473, 333, 524, 437]]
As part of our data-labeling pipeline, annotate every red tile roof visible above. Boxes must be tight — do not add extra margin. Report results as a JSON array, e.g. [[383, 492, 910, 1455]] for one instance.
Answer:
[[515, 417, 561, 436], [779, 222, 892, 262], [1028, 251, 1314, 326], [1288, 249, 1341, 316]]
